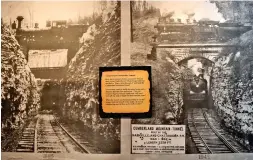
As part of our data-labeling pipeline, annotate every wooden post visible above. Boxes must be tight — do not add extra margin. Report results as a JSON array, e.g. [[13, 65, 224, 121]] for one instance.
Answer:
[[130, 1, 133, 42], [34, 117, 39, 153]]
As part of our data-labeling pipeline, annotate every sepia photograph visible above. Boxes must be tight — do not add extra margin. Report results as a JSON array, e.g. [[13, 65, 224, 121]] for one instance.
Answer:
[[1, 1, 121, 154], [130, 0, 253, 154]]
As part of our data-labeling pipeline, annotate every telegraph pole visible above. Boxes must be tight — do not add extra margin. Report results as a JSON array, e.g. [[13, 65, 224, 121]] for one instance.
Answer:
[[130, 1, 133, 42], [9, 5, 12, 26], [28, 7, 31, 28]]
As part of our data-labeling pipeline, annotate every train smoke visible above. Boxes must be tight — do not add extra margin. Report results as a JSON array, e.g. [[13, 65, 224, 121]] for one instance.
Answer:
[[162, 10, 175, 19], [188, 59, 203, 76], [183, 11, 195, 20]]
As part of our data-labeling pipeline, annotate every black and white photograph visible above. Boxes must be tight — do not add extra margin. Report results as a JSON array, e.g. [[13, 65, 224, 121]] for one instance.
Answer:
[[130, 0, 253, 154], [1, 1, 121, 154]]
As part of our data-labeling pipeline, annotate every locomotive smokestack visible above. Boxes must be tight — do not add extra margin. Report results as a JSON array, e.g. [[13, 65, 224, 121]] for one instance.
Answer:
[[16, 16, 24, 29], [35, 23, 39, 28], [183, 11, 195, 21], [46, 20, 51, 27], [187, 13, 195, 20]]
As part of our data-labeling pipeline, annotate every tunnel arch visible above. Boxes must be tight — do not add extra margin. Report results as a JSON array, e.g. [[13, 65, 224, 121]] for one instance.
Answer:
[[178, 55, 215, 110], [177, 55, 214, 66]]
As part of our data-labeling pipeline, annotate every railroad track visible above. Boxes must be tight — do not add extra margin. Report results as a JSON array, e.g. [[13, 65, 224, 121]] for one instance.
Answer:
[[54, 116, 102, 154], [16, 118, 38, 152], [204, 111, 250, 153], [16, 113, 90, 153], [187, 108, 243, 154]]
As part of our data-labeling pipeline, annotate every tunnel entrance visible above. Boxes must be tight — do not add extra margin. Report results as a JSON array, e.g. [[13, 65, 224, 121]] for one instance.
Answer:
[[180, 57, 214, 110], [150, 43, 239, 113], [39, 80, 62, 111]]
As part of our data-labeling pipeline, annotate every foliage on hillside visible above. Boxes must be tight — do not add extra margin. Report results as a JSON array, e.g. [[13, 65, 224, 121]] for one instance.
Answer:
[[59, 2, 120, 152], [131, 2, 184, 124], [131, 0, 160, 19], [131, 1, 160, 43], [211, 1, 253, 148], [211, 1, 253, 23], [131, 43, 184, 124], [212, 30, 253, 135], [132, 16, 158, 43], [1, 24, 40, 151]]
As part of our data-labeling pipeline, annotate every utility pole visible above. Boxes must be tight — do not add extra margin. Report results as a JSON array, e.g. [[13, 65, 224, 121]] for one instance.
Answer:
[[32, 10, 34, 28], [28, 7, 31, 28], [130, 1, 133, 42], [9, 5, 12, 26], [77, 11, 80, 23]]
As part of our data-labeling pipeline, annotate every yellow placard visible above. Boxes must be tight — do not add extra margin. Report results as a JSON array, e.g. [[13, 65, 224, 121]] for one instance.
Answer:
[[101, 70, 150, 113]]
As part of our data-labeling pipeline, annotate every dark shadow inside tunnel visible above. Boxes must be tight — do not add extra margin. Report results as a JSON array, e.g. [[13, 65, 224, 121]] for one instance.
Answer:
[[40, 80, 62, 111]]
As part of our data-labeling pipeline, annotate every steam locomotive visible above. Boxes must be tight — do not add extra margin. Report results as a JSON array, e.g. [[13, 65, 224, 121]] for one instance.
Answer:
[[155, 17, 252, 43], [183, 69, 208, 107]]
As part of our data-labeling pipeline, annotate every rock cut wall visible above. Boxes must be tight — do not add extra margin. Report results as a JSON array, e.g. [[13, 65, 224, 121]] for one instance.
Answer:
[[60, 2, 121, 142], [211, 1, 253, 148], [1, 24, 40, 150]]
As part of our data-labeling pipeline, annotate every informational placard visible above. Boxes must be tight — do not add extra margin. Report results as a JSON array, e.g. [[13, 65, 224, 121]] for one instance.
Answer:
[[132, 124, 185, 154], [99, 66, 152, 117]]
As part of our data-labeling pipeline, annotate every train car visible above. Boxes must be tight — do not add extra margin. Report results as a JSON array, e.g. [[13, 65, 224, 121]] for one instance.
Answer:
[[13, 17, 89, 65], [154, 20, 195, 43], [154, 17, 252, 43], [158, 32, 192, 43], [217, 21, 252, 41], [15, 20, 89, 50], [183, 72, 208, 108]]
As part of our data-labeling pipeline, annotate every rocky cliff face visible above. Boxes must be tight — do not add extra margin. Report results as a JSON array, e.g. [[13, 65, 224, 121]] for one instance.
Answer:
[[131, 44, 184, 125], [211, 1, 253, 148], [1, 24, 40, 150], [211, 1, 253, 23], [212, 31, 253, 147], [131, 7, 184, 124], [133, 16, 158, 43], [60, 2, 120, 142]]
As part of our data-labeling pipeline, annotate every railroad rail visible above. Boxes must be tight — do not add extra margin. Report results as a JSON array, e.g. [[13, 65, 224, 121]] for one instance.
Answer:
[[53, 115, 91, 153], [16, 118, 38, 152], [16, 113, 90, 153], [151, 43, 239, 48], [187, 108, 245, 154]]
